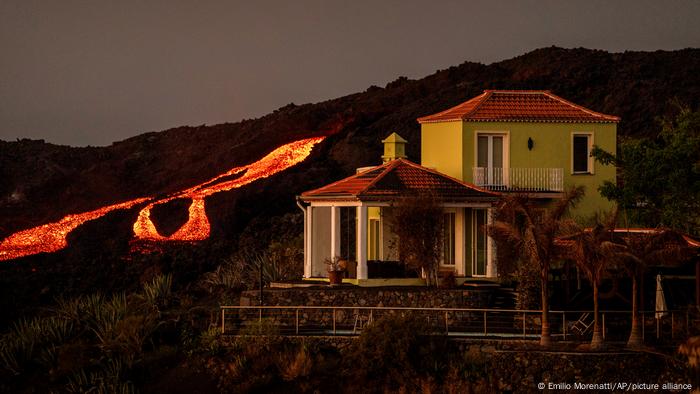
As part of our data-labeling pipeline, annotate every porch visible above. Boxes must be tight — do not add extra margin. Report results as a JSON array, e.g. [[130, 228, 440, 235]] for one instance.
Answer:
[[301, 203, 499, 281], [299, 158, 501, 284]]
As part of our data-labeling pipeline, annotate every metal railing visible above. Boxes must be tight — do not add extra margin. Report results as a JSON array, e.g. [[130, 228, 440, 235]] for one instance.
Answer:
[[472, 167, 564, 192], [220, 306, 693, 342]]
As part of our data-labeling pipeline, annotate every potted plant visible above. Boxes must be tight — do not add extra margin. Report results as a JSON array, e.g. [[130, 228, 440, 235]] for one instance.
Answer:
[[325, 256, 346, 285]]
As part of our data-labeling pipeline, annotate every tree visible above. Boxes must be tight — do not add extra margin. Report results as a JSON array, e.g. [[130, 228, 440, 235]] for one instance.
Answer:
[[613, 229, 692, 347], [563, 212, 622, 350], [488, 186, 584, 347], [592, 107, 700, 235], [389, 192, 444, 286]]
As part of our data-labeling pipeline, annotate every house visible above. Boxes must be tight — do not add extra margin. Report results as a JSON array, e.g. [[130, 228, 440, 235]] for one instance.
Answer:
[[298, 90, 620, 285], [419, 90, 619, 216]]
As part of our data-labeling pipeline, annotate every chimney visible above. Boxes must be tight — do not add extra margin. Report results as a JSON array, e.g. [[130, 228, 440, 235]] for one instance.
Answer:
[[381, 132, 407, 162]]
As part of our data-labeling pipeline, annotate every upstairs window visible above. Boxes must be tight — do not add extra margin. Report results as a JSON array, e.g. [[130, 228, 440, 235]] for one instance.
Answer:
[[572, 133, 593, 174]]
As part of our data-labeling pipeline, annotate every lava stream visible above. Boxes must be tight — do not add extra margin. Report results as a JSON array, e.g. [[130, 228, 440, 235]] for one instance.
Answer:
[[0, 136, 324, 261], [132, 136, 324, 241], [0, 198, 149, 261]]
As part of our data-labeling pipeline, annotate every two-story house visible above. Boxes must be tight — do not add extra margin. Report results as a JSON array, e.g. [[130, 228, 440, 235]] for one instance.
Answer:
[[298, 90, 619, 284]]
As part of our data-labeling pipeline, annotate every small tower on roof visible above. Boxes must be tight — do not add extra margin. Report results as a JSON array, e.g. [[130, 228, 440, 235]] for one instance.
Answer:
[[381, 132, 407, 162]]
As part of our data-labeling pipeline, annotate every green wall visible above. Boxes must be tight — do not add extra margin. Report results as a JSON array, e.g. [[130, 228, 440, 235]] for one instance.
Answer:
[[421, 120, 617, 218]]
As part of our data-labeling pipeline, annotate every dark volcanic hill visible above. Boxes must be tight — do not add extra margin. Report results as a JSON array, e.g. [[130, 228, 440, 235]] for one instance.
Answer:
[[0, 47, 699, 317], [2, 47, 700, 238]]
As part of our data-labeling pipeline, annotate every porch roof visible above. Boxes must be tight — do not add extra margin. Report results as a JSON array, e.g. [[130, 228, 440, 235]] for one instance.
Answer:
[[300, 158, 499, 202]]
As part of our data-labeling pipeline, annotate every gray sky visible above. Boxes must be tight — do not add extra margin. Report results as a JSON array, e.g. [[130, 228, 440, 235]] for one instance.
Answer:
[[1, 1, 699, 146]]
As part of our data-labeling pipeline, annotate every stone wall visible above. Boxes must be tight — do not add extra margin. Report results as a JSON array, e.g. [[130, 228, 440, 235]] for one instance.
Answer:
[[240, 287, 493, 308]]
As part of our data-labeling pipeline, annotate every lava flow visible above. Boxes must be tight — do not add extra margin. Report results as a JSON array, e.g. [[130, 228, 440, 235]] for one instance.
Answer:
[[0, 136, 325, 261], [0, 198, 150, 261]]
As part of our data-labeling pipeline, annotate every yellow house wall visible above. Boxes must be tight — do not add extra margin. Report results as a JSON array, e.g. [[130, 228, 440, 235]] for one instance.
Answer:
[[421, 121, 463, 179]]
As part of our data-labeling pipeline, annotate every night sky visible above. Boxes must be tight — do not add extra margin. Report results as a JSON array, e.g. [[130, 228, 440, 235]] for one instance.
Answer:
[[1, 0, 699, 146]]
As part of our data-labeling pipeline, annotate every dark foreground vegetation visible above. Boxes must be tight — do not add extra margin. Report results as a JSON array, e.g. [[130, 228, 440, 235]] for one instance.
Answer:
[[2, 291, 691, 394]]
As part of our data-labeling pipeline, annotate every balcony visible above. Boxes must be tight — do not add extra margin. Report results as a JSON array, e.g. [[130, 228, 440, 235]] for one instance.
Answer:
[[472, 167, 564, 192]]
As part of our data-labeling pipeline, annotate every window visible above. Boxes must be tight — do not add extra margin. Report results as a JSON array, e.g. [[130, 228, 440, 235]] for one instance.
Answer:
[[442, 212, 455, 265], [472, 209, 487, 276], [572, 133, 592, 174], [476, 133, 505, 186], [368, 219, 380, 260]]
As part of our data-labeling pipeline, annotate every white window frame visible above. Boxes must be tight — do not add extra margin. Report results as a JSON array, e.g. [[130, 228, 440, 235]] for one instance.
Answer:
[[571, 131, 595, 175], [441, 209, 456, 267], [474, 131, 510, 185], [471, 208, 488, 277], [368, 217, 382, 260]]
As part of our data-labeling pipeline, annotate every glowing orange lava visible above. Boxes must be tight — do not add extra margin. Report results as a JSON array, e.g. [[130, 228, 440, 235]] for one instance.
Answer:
[[0, 198, 149, 261], [132, 136, 324, 241], [0, 136, 325, 261]]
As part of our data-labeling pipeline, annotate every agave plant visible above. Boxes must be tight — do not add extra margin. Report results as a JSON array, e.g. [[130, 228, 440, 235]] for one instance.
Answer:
[[66, 358, 136, 394], [0, 316, 74, 374], [142, 274, 173, 309]]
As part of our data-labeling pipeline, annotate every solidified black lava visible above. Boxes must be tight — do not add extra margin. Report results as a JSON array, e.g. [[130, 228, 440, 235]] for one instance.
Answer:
[[150, 198, 193, 237]]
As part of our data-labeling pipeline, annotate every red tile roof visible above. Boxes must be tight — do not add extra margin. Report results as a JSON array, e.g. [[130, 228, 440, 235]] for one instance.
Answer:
[[417, 90, 620, 124], [301, 159, 499, 202]]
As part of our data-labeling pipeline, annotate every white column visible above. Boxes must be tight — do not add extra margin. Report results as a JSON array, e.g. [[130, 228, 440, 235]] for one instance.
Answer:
[[330, 206, 341, 260], [486, 208, 497, 278], [304, 206, 313, 278], [356, 205, 368, 280]]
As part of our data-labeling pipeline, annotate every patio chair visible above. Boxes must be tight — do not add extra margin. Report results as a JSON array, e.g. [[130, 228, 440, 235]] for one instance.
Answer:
[[569, 312, 594, 337], [353, 310, 373, 333]]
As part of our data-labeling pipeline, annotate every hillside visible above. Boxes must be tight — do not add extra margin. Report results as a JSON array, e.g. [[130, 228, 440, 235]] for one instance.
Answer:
[[1, 46, 699, 321]]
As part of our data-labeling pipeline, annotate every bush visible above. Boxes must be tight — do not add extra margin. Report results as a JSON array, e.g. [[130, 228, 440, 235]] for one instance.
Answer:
[[141, 274, 173, 309], [199, 327, 223, 355], [342, 313, 446, 391], [0, 316, 74, 374], [66, 358, 136, 394], [278, 344, 312, 382]]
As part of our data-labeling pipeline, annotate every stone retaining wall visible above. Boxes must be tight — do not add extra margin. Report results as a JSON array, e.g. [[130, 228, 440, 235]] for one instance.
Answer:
[[240, 287, 493, 308]]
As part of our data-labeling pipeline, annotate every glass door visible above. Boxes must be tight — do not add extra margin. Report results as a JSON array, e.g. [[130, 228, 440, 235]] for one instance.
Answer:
[[477, 134, 504, 187], [442, 212, 455, 266], [472, 209, 487, 276]]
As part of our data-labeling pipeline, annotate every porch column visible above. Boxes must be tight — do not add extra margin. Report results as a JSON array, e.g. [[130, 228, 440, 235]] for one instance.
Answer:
[[304, 206, 313, 278], [356, 205, 368, 279], [330, 206, 341, 260], [486, 208, 498, 278]]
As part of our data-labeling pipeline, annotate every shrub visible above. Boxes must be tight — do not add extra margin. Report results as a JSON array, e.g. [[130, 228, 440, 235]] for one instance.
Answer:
[[342, 313, 444, 390], [0, 316, 74, 374], [278, 344, 312, 382], [142, 274, 173, 309], [199, 327, 223, 355], [66, 358, 135, 394]]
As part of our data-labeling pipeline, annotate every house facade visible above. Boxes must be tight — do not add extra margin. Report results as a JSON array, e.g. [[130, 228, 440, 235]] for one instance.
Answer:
[[419, 90, 619, 217], [298, 90, 619, 284], [299, 152, 499, 285]]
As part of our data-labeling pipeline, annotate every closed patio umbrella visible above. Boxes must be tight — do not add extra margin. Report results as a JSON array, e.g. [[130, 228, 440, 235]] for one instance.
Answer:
[[655, 274, 668, 320]]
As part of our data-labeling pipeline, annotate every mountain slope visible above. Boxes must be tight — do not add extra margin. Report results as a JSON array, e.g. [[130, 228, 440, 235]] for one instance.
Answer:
[[0, 47, 699, 319]]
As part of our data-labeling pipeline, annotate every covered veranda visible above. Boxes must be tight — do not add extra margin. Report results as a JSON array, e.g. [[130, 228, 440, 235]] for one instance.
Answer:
[[297, 158, 500, 285]]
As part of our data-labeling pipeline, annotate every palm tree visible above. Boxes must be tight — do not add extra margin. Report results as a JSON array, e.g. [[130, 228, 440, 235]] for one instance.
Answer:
[[488, 186, 584, 347], [563, 212, 622, 350], [615, 229, 692, 347]]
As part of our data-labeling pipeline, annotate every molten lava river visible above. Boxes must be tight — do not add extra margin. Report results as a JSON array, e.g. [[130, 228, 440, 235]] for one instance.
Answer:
[[0, 136, 324, 261]]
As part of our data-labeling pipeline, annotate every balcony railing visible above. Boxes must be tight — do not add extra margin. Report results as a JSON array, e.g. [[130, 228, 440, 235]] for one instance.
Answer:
[[472, 167, 564, 192]]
